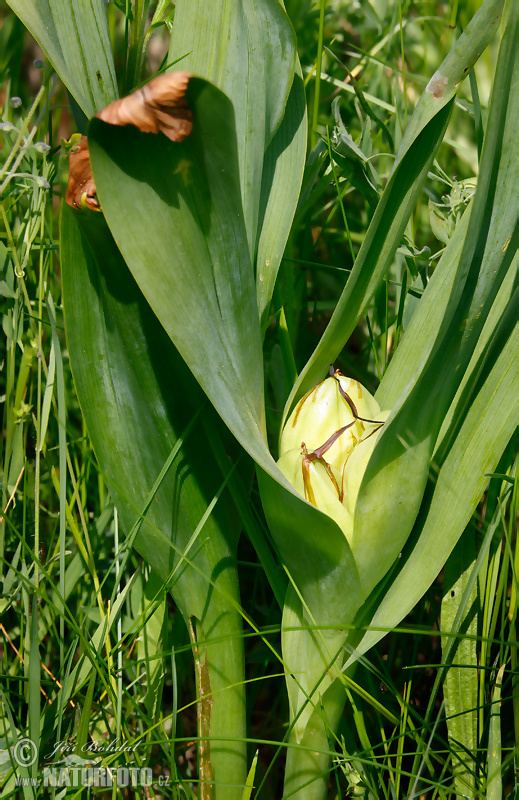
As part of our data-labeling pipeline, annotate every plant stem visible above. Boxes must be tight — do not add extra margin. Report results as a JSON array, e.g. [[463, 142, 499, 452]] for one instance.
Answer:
[[284, 679, 346, 799], [189, 586, 247, 799]]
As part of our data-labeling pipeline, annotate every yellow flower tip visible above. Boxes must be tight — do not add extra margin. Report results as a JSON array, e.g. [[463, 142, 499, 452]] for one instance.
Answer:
[[280, 374, 381, 472]]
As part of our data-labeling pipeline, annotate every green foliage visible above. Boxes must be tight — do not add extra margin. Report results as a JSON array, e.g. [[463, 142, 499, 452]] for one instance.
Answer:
[[1, 0, 517, 798]]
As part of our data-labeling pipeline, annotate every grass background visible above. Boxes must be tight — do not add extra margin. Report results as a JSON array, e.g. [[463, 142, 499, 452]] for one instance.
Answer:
[[1, 0, 517, 797]]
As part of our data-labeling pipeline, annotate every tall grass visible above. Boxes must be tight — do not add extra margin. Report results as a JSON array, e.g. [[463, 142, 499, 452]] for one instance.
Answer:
[[1, 1, 517, 798]]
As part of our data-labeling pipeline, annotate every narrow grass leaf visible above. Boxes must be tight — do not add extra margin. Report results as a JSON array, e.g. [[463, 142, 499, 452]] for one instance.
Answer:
[[137, 571, 167, 723], [27, 595, 40, 783], [441, 534, 478, 799], [0, 690, 36, 799], [241, 749, 258, 800], [74, 668, 97, 757], [46, 294, 68, 662], [487, 664, 505, 799], [58, 576, 134, 704], [38, 339, 55, 449]]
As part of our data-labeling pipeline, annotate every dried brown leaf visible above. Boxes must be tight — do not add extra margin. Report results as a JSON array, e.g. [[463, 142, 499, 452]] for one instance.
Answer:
[[96, 71, 192, 142], [65, 72, 193, 210], [65, 135, 100, 211]]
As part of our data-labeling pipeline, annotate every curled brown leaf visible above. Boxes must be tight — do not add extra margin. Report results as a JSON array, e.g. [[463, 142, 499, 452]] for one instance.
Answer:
[[65, 135, 100, 211], [65, 72, 193, 210], [97, 71, 192, 142]]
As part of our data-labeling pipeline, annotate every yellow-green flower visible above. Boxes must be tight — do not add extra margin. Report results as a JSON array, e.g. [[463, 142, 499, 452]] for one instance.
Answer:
[[280, 371, 381, 472], [278, 445, 354, 543], [278, 370, 390, 533]]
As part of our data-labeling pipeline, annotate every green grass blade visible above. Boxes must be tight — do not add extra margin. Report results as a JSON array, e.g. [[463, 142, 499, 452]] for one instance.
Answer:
[[6, 0, 118, 116], [241, 749, 258, 800], [27, 595, 40, 785], [46, 295, 67, 664], [441, 534, 478, 799], [487, 664, 505, 799], [0, 689, 36, 799]]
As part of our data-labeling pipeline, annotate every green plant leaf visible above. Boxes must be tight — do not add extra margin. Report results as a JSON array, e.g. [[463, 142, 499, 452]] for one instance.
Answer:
[[283, 0, 506, 423], [88, 62, 354, 657], [393, 0, 504, 171], [88, 79, 268, 464], [6, 0, 118, 116], [282, 100, 452, 425], [60, 205, 247, 795], [441, 535, 478, 799], [256, 66, 307, 330], [487, 664, 505, 798], [349, 0, 519, 599], [344, 308, 519, 668], [168, 0, 298, 257], [168, 0, 306, 328]]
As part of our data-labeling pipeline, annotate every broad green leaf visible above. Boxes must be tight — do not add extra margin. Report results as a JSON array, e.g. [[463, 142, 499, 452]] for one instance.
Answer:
[[168, 0, 297, 258], [6, 0, 118, 116], [344, 310, 519, 669], [258, 467, 363, 630], [278, 9, 517, 777], [60, 206, 247, 795], [282, 101, 452, 425], [375, 206, 471, 411], [88, 79, 267, 465], [88, 74, 359, 642], [168, 0, 307, 327], [282, 584, 350, 744]]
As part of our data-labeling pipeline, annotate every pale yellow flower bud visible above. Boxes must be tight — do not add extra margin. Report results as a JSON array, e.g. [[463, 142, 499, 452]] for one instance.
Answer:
[[278, 446, 354, 543], [278, 371, 391, 534], [280, 372, 380, 472], [342, 411, 390, 515]]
